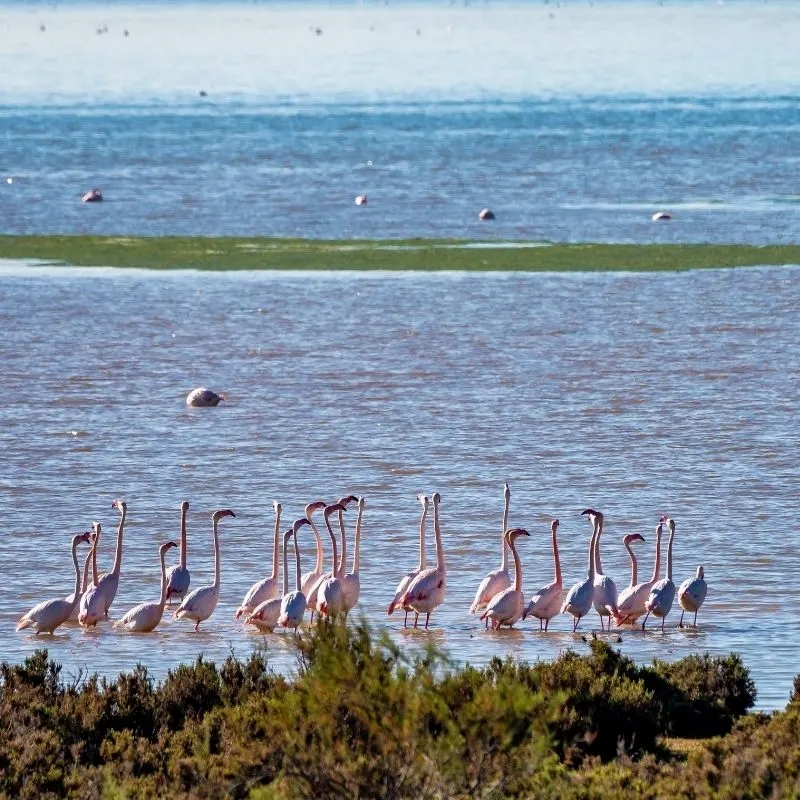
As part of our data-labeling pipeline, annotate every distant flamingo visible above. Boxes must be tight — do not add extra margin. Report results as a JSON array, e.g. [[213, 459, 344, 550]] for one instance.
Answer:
[[79, 499, 127, 627], [401, 492, 446, 629], [616, 519, 664, 627], [316, 503, 349, 619], [481, 528, 530, 629], [388, 494, 429, 627], [235, 501, 282, 620], [173, 509, 236, 631], [66, 531, 97, 621], [678, 566, 707, 627], [343, 496, 365, 616], [470, 482, 512, 624], [643, 517, 677, 631], [165, 500, 191, 605], [17, 532, 92, 634], [562, 512, 599, 631], [186, 387, 225, 407], [585, 509, 619, 629], [522, 519, 564, 631], [114, 541, 178, 632], [279, 518, 312, 632]]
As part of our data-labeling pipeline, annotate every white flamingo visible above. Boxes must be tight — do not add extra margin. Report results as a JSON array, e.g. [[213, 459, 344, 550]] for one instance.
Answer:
[[401, 491, 446, 629], [678, 566, 707, 628], [643, 516, 677, 631], [343, 496, 365, 616], [235, 501, 282, 620], [522, 519, 564, 631], [316, 503, 348, 619], [186, 387, 225, 407], [17, 532, 92, 634], [66, 531, 97, 621], [562, 512, 599, 631], [470, 482, 512, 623], [301, 501, 327, 600], [481, 528, 530, 629], [173, 509, 236, 631], [387, 494, 429, 628], [615, 519, 664, 626], [279, 518, 312, 632], [585, 508, 619, 629], [114, 541, 178, 632], [165, 500, 191, 605], [79, 499, 128, 627]]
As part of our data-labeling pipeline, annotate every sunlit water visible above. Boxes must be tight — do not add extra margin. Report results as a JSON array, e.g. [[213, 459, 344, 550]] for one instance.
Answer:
[[1, 262, 798, 709], [1, 1, 800, 241]]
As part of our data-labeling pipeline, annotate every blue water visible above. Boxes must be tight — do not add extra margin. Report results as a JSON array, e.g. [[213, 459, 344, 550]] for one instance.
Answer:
[[1, 1, 799, 242]]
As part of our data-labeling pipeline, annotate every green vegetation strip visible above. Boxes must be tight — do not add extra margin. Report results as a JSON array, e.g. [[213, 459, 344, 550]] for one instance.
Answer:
[[3, 622, 789, 799], [1, 235, 799, 271]]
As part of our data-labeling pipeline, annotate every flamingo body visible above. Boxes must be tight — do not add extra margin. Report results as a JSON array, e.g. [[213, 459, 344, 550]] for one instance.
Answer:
[[165, 565, 190, 603], [246, 597, 282, 632], [678, 567, 707, 626], [470, 570, 511, 615], [278, 590, 307, 631], [523, 581, 564, 626], [114, 601, 164, 632], [18, 598, 76, 635]]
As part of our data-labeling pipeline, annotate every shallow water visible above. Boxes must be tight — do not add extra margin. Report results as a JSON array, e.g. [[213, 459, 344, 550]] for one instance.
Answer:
[[1, 1, 800, 242], [1, 262, 798, 709]]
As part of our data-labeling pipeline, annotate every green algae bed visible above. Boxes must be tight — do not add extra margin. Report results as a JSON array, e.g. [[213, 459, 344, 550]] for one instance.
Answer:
[[1, 235, 799, 271]]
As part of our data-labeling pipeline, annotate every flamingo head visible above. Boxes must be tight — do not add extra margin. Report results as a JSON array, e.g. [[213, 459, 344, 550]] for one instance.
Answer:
[[432, 492, 441, 505], [75, 531, 92, 545], [180, 500, 189, 513], [337, 495, 359, 508], [212, 509, 236, 523], [623, 533, 646, 545], [273, 500, 281, 513], [112, 499, 127, 513], [161, 540, 179, 554], [417, 493, 429, 508], [666, 517, 675, 533], [324, 502, 347, 520], [504, 482, 510, 502], [293, 517, 311, 534], [357, 496, 365, 511], [504, 527, 530, 543], [304, 500, 326, 517], [92, 521, 101, 536], [551, 519, 559, 532], [697, 566, 704, 579]]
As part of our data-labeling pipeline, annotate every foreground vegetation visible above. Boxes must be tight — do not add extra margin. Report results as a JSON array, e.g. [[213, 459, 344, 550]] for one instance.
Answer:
[[1, 235, 800, 271], [6, 621, 799, 798]]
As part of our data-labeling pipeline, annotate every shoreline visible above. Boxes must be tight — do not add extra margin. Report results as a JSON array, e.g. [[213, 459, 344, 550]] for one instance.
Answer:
[[1, 235, 799, 271]]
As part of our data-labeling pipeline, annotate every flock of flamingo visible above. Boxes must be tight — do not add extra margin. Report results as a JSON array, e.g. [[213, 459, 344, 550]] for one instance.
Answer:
[[15, 485, 708, 639]]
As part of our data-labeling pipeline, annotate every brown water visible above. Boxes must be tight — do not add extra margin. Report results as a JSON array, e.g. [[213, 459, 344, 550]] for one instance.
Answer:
[[1, 262, 798, 709]]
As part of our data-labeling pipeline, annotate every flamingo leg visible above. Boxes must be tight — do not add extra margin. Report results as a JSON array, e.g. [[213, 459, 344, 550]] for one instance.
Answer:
[[661, 617, 665, 633], [425, 613, 430, 629], [485, 616, 489, 629], [194, 620, 200, 632], [694, 610, 698, 627], [403, 611, 408, 628], [642, 612, 650, 631], [679, 610, 685, 627], [573, 617, 579, 632], [413, 614, 419, 629]]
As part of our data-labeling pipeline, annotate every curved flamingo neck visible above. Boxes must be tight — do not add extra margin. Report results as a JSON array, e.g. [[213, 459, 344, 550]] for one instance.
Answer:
[[624, 541, 638, 586], [212, 518, 221, 589], [593, 516, 604, 575], [81, 547, 93, 593], [417, 503, 428, 572], [500, 487, 510, 571], [271, 506, 282, 580], [324, 514, 340, 577], [587, 517, 597, 578], [337, 510, 347, 579], [179, 506, 188, 568], [352, 503, 363, 573], [282, 532, 291, 595], [650, 527, 662, 583], [433, 500, 445, 571], [91, 526, 100, 586], [552, 525, 562, 585], [666, 525, 675, 581], [509, 536, 522, 592], [70, 539, 81, 607], [157, 548, 169, 609], [308, 517, 323, 574], [111, 507, 126, 577], [293, 531, 302, 591]]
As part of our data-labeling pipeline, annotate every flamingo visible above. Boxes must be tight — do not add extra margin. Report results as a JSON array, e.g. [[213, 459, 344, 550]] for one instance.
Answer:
[[247, 518, 311, 633], [301, 501, 327, 601], [173, 509, 236, 631], [387, 494, 429, 628], [165, 500, 191, 605], [66, 531, 97, 621], [470, 482, 512, 624], [343, 496, 365, 617], [17, 532, 92, 634], [585, 509, 619, 629], [678, 566, 707, 628], [615, 519, 664, 626], [235, 501, 282, 620], [316, 503, 348, 619], [279, 518, 312, 632], [186, 387, 225, 407], [481, 528, 530, 629], [522, 519, 564, 631], [401, 491, 446, 629], [643, 516, 677, 631], [79, 499, 127, 627], [562, 512, 599, 632], [114, 541, 178, 632]]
